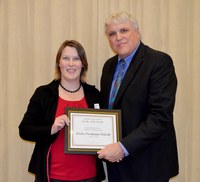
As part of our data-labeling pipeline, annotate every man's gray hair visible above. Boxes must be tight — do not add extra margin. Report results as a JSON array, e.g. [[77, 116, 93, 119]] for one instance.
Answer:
[[105, 12, 139, 31]]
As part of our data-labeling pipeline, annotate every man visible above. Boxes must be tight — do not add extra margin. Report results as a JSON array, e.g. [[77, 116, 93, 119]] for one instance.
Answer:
[[97, 12, 179, 182]]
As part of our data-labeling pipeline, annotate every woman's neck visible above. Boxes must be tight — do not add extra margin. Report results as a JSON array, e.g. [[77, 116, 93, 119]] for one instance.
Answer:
[[59, 82, 84, 101], [60, 79, 81, 92], [60, 82, 81, 93]]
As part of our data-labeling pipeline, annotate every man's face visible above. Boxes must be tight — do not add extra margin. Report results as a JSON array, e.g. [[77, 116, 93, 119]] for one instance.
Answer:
[[106, 20, 140, 59]]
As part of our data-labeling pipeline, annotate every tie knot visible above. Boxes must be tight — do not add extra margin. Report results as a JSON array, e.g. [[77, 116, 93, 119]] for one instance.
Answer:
[[118, 59, 126, 70], [120, 59, 126, 65]]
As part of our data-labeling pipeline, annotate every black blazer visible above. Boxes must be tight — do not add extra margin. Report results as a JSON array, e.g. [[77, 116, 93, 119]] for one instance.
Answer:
[[19, 80, 105, 182], [100, 42, 179, 182]]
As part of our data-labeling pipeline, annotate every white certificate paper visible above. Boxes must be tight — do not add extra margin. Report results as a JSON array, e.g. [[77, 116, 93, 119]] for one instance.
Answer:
[[64, 108, 121, 154]]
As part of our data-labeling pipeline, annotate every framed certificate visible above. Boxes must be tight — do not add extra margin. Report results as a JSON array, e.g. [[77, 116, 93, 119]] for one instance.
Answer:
[[64, 108, 121, 154]]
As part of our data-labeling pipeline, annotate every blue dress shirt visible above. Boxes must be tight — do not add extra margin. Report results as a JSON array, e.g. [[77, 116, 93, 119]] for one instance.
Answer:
[[109, 42, 140, 157]]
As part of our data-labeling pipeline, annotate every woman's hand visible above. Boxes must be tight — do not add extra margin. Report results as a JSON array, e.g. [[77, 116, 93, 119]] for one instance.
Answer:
[[51, 114, 70, 135]]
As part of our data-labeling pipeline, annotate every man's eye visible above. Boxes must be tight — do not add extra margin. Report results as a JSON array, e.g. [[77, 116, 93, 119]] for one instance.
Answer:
[[108, 32, 116, 37], [121, 29, 128, 33]]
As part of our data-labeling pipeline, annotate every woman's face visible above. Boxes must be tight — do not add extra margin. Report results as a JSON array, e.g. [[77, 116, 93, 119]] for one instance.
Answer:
[[59, 46, 83, 82]]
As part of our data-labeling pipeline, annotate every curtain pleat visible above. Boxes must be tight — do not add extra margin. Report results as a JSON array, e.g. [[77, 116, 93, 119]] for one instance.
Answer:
[[0, 0, 200, 181]]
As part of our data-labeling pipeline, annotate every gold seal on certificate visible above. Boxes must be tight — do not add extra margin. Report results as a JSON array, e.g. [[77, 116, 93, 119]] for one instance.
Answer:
[[64, 108, 122, 154]]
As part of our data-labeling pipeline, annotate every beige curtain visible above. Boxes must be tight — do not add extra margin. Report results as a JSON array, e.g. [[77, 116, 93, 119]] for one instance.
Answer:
[[0, 0, 199, 181]]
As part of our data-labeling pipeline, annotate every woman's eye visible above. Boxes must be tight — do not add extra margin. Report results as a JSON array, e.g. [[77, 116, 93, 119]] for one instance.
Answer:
[[62, 56, 69, 60], [73, 57, 80, 61], [61, 56, 80, 61]]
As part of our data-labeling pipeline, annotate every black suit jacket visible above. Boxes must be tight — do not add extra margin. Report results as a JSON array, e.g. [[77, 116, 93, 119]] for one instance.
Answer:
[[100, 42, 179, 182]]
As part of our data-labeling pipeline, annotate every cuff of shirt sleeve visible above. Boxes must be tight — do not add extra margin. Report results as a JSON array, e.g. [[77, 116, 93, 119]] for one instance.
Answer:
[[119, 142, 129, 157]]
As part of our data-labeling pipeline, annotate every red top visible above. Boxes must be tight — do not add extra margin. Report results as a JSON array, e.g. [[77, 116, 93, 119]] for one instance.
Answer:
[[50, 97, 96, 180]]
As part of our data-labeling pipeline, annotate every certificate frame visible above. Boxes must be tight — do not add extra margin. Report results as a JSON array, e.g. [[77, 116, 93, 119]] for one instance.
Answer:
[[64, 108, 121, 154]]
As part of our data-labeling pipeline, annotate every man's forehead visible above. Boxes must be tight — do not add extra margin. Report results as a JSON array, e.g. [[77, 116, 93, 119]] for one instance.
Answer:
[[106, 21, 132, 33], [106, 21, 132, 31]]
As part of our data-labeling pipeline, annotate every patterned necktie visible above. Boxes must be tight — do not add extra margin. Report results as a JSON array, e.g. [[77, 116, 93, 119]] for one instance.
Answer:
[[109, 59, 126, 109]]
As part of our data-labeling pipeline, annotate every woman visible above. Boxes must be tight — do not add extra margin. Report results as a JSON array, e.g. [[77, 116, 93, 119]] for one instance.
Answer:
[[19, 40, 105, 182]]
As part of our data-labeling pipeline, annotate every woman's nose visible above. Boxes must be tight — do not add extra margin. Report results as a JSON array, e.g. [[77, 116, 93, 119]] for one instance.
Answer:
[[68, 59, 74, 66]]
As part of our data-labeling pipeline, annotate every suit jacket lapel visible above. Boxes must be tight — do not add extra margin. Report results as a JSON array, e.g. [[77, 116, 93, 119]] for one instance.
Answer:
[[103, 57, 118, 106], [113, 43, 145, 107], [107, 58, 118, 89]]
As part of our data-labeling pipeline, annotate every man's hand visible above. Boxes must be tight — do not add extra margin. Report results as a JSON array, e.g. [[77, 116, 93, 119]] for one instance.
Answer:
[[97, 143, 125, 162]]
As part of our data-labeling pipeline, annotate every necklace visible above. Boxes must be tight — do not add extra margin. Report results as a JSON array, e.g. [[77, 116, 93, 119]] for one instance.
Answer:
[[60, 82, 82, 93]]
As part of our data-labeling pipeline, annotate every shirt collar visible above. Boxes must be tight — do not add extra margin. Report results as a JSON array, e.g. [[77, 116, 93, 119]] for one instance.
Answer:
[[118, 41, 141, 63]]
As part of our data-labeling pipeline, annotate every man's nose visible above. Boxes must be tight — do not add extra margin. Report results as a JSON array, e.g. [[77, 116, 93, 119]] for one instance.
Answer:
[[116, 32, 122, 40]]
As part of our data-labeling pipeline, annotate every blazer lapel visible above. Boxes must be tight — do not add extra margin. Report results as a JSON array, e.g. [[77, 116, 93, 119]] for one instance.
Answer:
[[113, 43, 145, 107], [103, 58, 118, 106]]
